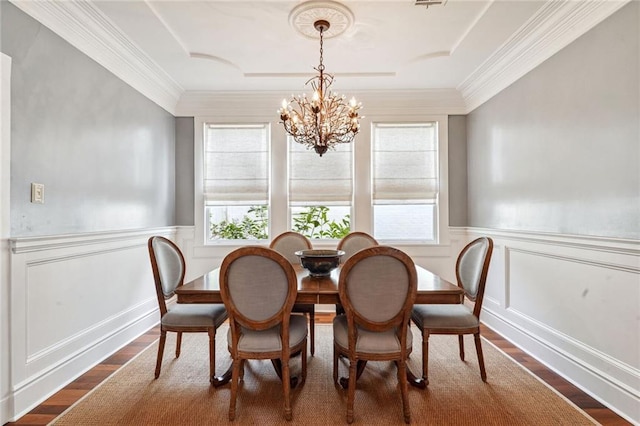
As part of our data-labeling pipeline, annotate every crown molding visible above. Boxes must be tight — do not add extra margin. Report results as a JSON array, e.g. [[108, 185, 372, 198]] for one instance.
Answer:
[[175, 89, 467, 117], [9, 0, 630, 117], [9, 0, 183, 115], [458, 0, 631, 113]]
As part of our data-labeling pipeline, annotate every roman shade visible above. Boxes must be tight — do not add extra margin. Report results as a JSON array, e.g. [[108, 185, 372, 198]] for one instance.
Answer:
[[289, 138, 352, 203], [372, 123, 438, 203], [204, 124, 269, 204]]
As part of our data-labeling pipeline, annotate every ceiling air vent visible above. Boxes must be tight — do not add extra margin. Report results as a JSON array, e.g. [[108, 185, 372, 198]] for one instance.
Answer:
[[415, 0, 447, 8]]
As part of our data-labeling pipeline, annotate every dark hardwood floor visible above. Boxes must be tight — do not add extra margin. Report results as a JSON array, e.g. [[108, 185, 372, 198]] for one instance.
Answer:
[[4, 314, 631, 425]]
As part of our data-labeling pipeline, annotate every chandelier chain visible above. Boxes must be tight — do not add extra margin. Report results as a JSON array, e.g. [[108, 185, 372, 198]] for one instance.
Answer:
[[318, 26, 324, 72]]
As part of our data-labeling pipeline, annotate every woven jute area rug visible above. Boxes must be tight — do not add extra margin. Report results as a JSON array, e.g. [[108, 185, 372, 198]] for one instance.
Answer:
[[52, 324, 595, 425]]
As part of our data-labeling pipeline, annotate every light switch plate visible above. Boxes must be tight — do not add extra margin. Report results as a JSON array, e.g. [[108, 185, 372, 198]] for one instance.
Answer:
[[31, 183, 45, 204]]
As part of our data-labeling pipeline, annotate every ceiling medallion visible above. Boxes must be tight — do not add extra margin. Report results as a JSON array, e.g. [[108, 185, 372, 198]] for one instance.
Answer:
[[289, 1, 354, 39]]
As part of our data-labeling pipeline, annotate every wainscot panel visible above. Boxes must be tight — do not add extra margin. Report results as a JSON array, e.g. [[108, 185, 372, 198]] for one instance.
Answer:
[[456, 227, 640, 424], [7, 227, 176, 421]]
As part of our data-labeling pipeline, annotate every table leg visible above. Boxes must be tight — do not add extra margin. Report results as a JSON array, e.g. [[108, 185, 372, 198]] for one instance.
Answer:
[[405, 362, 427, 389], [270, 358, 300, 389], [213, 351, 302, 388], [338, 360, 368, 389], [336, 359, 428, 389], [211, 363, 233, 387]]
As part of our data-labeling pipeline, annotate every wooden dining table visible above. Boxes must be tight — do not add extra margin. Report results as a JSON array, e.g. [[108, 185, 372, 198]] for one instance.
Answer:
[[175, 263, 464, 388], [177, 264, 463, 305]]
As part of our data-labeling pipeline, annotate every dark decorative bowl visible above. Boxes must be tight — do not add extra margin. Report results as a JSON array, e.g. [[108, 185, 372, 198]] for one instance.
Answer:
[[295, 249, 345, 277]]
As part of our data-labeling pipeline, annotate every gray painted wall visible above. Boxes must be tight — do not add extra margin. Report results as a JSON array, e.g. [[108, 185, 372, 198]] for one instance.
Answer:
[[2, 2, 176, 237], [175, 117, 194, 226], [448, 115, 468, 227], [466, 2, 639, 239]]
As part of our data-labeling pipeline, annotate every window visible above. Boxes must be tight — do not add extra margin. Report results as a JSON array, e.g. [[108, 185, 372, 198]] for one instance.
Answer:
[[372, 123, 438, 242], [289, 139, 352, 239], [195, 110, 448, 250], [203, 124, 269, 242]]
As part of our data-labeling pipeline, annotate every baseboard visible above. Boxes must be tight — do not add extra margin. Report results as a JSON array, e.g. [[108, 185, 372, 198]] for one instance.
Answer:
[[9, 308, 158, 421], [482, 311, 639, 424]]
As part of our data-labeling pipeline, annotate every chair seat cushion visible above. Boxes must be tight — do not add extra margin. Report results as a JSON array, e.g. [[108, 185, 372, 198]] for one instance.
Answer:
[[162, 303, 227, 328], [411, 304, 479, 330], [227, 314, 308, 352], [333, 314, 412, 354]]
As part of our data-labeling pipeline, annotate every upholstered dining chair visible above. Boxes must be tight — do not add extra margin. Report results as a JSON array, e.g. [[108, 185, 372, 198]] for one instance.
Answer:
[[333, 246, 417, 424], [270, 231, 317, 356], [147, 236, 228, 383], [336, 231, 378, 262], [411, 237, 494, 385], [220, 246, 308, 422], [334, 231, 379, 315]]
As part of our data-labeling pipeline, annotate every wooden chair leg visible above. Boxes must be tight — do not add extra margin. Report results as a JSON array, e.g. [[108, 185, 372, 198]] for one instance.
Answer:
[[229, 359, 241, 421], [397, 359, 411, 424], [282, 356, 292, 421], [474, 332, 487, 382], [301, 339, 308, 385], [175, 332, 182, 358], [422, 330, 430, 383], [309, 310, 315, 356], [458, 334, 465, 361], [346, 358, 357, 424], [208, 328, 215, 379], [333, 343, 339, 384], [155, 330, 167, 379]]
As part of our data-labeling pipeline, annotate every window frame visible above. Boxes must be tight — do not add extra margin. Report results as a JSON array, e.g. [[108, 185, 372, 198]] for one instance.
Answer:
[[370, 121, 441, 244], [203, 123, 271, 244], [287, 135, 354, 240], [193, 112, 450, 254], [195, 118, 278, 248]]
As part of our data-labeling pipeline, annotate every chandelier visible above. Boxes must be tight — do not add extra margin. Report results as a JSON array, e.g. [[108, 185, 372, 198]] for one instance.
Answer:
[[278, 19, 362, 157]]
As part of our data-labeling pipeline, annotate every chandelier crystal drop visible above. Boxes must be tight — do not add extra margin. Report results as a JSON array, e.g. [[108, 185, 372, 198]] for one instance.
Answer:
[[278, 20, 362, 157]]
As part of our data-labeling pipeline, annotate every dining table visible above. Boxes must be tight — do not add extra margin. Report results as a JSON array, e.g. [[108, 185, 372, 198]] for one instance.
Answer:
[[175, 263, 464, 389]]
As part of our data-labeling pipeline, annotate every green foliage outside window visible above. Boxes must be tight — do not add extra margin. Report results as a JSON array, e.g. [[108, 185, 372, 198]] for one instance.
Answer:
[[210, 205, 268, 240], [291, 206, 350, 239], [209, 205, 350, 240]]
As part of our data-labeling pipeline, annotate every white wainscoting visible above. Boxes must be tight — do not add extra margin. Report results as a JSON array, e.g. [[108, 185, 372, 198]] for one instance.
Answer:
[[5, 226, 638, 423], [457, 227, 640, 424], [6, 227, 175, 421]]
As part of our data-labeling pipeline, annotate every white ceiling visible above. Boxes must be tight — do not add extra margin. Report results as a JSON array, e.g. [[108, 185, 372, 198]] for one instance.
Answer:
[[92, 0, 544, 92], [12, 0, 629, 114]]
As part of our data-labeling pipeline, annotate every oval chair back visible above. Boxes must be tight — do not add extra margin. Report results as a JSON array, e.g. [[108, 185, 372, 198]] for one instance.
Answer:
[[148, 236, 185, 316], [456, 236, 493, 318], [270, 231, 312, 265], [336, 231, 378, 262], [219, 246, 308, 421], [270, 231, 317, 355], [334, 245, 417, 424]]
